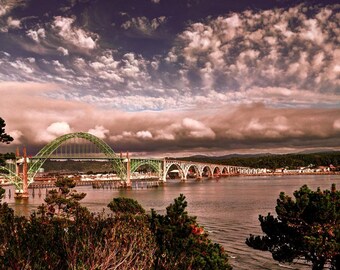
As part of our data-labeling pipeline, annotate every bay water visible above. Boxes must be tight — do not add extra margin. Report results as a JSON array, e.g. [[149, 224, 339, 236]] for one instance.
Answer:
[[3, 174, 339, 269]]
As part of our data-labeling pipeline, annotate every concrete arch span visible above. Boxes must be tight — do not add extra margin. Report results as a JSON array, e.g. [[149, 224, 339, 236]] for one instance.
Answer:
[[164, 162, 186, 180], [222, 167, 229, 174], [200, 165, 213, 177], [184, 164, 201, 179], [212, 166, 222, 176]]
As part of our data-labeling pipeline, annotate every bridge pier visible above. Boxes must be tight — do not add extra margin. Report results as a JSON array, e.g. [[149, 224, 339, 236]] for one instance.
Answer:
[[161, 158, 167, 182], [15, 147, 29, 199], [125, 152, 131, 186]]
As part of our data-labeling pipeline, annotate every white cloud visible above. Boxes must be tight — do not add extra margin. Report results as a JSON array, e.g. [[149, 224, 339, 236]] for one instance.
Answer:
[[9, 60, 34, 73], [0, 3, 338, 115], [136, 130, 153, 139], [155, 130, 175, 140], [57, 46, 69, 56], [182, 118, 216, 139], [53, 16, 98, 50], [7, 17, 21, 28], [334, 119, 340, 130], [170, 4, 340, 94], [110, 130, 153, 141], [36, 122, 72, 143], [0, 6, 6, 17], [1, 82, 339, 155], [46, 122, 71, 135], [26, 28, 46, 42], [88, 125, 109, 139], [246, 118, 265, 131], [8, 130, 23, 145], [121, 16, 167, 35], [0, 0, 26, 18]]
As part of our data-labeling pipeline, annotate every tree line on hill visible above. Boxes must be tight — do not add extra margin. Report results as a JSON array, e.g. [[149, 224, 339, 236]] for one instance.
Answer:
[[176, 152, 340, 170]]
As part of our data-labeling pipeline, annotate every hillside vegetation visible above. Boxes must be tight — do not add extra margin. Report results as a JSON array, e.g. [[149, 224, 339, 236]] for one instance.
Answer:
[[176, 152, 340, 169]]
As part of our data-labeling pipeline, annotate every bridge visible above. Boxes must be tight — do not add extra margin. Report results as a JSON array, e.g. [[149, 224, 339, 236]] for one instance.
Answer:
[[0, 132, 265, 198]]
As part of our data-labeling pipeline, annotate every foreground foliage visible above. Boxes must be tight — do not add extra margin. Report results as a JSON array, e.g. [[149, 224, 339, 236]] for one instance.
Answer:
[[150, 194, 231, 270], [0, 117, 13, 145], [0, 117, 14, 166], [0, 178, 231, 270], [246, 184, 340, 270]]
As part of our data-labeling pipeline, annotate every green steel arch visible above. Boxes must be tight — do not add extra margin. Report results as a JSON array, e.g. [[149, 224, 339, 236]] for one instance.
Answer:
[[28, 132, 125, 181], [0, 165, 22, 190], [130, 159, 162, 175]]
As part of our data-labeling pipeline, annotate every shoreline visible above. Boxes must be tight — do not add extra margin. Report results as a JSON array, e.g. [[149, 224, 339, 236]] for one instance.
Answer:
[[1, 171, 339, 188], [235, 171, 340, 177]]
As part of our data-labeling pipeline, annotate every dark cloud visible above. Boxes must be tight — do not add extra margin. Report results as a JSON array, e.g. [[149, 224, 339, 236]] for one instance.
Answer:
[[0, 83, 339, 156]]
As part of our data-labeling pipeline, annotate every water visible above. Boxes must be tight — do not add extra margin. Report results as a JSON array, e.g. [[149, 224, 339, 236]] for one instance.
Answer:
[[2, 174, 339, 269]]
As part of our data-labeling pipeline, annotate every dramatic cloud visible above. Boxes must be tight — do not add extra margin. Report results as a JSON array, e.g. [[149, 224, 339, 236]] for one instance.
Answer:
[[181, 118, 216, 139], [0, 1, 339, 156], [57, 46, 69, 56], [26, 28, 46, 42], [6, 17, 20, 28], [1, 81, 339, 156], [0, 0, 26, 18], [170, 4, 340, 94], [136, 130, 153, 139], [52, 16, 98, 50], [88, 125, 110, 139], [122, 16, 167, 36], [1, 3, 338, 113], [7, 130, 23, 145], [36, 122, 72, 143]]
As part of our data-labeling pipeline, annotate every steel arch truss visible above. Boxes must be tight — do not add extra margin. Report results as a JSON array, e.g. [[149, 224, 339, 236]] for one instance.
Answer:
[[28, 132, 125, 182], [0, 166, 22, 190], [130, 159, 162, 176]]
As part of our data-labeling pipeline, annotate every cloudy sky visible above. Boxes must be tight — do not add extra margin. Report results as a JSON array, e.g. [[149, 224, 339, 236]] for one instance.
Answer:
[[0, 0, 339, 157]]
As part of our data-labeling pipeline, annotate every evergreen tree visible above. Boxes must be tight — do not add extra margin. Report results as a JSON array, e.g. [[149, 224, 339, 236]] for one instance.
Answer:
[[38, 177, 86, 219], [0, 117, 13, 144], [150, 194, 232, 270], [108, 197, 146, 215], [246, 184, 340, 270], [0, 117, 14, 166]]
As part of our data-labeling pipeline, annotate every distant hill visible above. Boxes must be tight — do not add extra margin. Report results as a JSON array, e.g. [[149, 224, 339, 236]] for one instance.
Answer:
[[41, 160, 115, 174], [174, 151, 340, 170], [172, 153, 274, 160], [296, 149, 335, 154]]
